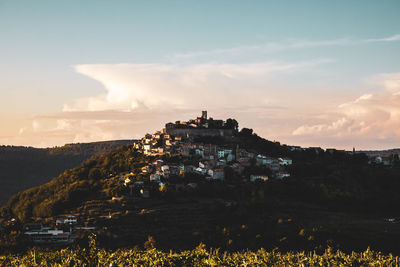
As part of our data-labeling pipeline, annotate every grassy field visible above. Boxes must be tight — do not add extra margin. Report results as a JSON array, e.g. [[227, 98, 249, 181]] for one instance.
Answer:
[[1, 241, 399, 266]]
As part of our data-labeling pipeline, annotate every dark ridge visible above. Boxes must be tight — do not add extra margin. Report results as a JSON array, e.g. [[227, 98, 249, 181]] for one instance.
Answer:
[[0, 140, 135, 205]]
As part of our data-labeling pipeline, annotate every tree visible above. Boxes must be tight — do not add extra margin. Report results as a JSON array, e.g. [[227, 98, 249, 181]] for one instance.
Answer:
[[144, 235, 156, 250], [88, 168, 101, 180], [239, 128, 253, 137], [226, 118, 239, 130]]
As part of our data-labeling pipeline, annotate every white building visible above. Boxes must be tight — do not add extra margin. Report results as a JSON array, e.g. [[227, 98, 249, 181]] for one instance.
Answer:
[[150, 172, 161, 182], [124, 177, 132, 186], [256, 155, 274, 165], [161, 165, 169, 172], [195, 148, 204, 157], [250, 175, 269, 182], [217, 149, 234, 161], [195, 167, 208, 175], [278, 158, 293, 166], [208, 168, 225, 180], [64, 216, 77, 224], [25, 227, 74, 243], [276, 172, 290, 179]]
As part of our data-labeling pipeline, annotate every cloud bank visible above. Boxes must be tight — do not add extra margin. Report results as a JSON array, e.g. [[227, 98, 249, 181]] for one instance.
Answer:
[[292, 73, 400, 149], [3, 61, 400, 149], [2, 34, 400, 149], [66, 60, 330, 112], [4, 60, 334, 147]]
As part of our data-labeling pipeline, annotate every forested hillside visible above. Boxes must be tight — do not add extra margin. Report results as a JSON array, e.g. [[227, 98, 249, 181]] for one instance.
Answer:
[[0, 140, 135, 205], [2, 129, 400, 254], [3, 144, 147, 221]]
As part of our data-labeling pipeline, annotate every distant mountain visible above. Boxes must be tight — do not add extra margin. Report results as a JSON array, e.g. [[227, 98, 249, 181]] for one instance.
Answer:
[[0, 140, 135, 205]]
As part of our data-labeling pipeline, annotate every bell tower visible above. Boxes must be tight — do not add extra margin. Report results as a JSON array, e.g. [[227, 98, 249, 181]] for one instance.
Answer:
[[201, 110, 207, 120]]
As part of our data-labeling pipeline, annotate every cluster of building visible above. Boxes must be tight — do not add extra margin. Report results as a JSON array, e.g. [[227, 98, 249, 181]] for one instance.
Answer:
[[23, 223, 74, 244], [55, 215, 77, 225], [166, 111, 238, 131], [289, 146, 348, 155], [134, 111, 238, 156], [131, 111, 292, 187], [369, 155, 396, 166], [24, 215, 95, 244], [289, 145, 399, 167]]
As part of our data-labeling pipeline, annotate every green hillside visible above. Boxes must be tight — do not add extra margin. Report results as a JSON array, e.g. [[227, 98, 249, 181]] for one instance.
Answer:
[[2, 129, 400, 254], [3, 144, 146, 221], [0, 140, 135, 205]]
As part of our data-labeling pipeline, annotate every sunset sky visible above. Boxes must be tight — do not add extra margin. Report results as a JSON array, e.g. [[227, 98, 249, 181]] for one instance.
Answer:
[[1, 0, 400, 149]]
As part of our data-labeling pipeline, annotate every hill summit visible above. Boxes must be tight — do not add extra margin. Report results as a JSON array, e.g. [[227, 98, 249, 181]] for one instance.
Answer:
[[3, 111, 287, 221]]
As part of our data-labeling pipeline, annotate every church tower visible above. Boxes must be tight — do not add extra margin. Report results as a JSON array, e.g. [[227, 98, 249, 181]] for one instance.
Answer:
[[201, 110, 207, 120]]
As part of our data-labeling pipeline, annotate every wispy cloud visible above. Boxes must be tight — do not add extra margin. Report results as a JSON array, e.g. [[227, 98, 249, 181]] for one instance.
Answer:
[[365, 34, 400, 42], [170, 34, 400, 60]]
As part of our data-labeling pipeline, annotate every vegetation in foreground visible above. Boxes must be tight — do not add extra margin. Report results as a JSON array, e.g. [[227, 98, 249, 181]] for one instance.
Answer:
[[0, 237, 398, 267]]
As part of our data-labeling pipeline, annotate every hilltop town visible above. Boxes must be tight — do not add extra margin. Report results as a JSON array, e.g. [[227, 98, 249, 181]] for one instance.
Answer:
[[132, 111, 291, 185], [4, 111, 293, 245]]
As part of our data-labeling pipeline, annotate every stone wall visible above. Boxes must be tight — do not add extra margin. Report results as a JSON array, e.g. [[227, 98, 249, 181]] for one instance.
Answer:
[[166, 128, 234, 137]]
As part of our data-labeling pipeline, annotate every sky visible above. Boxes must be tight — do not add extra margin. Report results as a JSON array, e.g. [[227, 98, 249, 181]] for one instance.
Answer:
[[1, 0, 400, 149]]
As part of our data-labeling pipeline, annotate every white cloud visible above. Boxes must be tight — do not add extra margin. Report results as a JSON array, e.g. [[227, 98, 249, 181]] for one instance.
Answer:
[[3, 61, 400, 150], [7, 61, 400, 150], [66, 60, 329, 112], [2, 59, 333, 147], [3, 33, 400, 149], [291, 73, 400, 149]]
